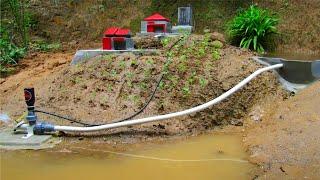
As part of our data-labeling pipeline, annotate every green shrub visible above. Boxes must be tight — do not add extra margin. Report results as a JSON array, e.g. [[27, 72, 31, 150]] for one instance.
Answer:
[[0, 27, 26, 70], [227, 5, 279, 53]]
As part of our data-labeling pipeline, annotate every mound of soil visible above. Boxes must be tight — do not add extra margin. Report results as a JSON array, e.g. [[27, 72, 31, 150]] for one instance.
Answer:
[[0, 34, 287, 141]]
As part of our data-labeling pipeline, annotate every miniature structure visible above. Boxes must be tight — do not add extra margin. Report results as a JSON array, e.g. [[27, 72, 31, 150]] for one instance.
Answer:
[[141, 13, 172, 34], [102, 27, 134, 50], [71, 27, 159, 64], [140, 7, 193, 35]]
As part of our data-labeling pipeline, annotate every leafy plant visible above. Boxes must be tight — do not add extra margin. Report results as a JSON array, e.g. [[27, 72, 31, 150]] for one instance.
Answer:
[[212, 50, 220, 60], [227, 5, 279, 53], [199, 76, 208, 88], [0, 27, 25, 73], [182, 85, 190, 96]]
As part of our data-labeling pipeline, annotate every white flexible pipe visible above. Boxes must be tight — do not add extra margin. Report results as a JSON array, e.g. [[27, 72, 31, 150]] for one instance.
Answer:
[[54, 64, 283, 132]]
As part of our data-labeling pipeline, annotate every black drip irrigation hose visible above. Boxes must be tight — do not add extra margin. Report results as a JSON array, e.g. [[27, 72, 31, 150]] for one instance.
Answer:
[[34, 36, 185, 126]]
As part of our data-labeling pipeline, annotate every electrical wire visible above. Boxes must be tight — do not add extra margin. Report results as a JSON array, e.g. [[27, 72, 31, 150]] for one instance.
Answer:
[[34, 35, 185, 126]]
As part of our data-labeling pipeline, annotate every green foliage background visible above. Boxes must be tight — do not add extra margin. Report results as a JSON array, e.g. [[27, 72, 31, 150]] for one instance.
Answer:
[[227, 5, 279, 53]]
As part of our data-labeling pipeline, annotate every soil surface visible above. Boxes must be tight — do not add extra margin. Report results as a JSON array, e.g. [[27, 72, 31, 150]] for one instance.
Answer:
[[244, 81, 320, 179]]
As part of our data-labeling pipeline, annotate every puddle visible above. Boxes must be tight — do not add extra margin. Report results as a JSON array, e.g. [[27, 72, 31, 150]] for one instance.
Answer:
[[1, 134, 254, 180]]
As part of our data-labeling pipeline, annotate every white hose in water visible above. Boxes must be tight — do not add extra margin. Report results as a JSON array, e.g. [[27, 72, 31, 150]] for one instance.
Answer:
[[54, 64, 283, 132]]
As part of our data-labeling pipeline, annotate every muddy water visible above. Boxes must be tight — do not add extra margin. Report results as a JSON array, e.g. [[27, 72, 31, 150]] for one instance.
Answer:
[[1, 134, 253, 180]]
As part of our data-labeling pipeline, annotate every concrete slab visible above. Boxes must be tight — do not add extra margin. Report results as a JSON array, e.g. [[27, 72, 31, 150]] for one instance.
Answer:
[[71, 49, 160, 65], [0, 129, 59, 150]]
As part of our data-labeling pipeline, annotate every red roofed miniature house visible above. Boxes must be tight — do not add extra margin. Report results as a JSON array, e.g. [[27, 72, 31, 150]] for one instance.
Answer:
[[141, 13, 172, 34], [102, 27, 134, 50]]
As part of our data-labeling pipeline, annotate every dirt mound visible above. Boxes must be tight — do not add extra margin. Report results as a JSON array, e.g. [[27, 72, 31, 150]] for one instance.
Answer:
[[0, 34, 287, 140], [28, 35, 286, 137], [244, 81, 320, 179]]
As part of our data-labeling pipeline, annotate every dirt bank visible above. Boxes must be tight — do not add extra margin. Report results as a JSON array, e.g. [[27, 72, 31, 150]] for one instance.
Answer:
[[245, 81, 320, 179], [0, 34, 287, 143]]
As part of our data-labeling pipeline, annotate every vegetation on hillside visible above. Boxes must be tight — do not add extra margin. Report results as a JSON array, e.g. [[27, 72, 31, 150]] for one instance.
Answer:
[[0, 0, 61, 75], [0, 0, 30, 74], [227, 5, 279, 53]]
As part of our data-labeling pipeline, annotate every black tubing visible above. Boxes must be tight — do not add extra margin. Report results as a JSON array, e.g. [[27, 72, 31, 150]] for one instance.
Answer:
[[35, 36, 185, 126]]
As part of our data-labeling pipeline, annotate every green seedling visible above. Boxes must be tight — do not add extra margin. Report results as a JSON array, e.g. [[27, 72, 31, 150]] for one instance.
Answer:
[[110, 69, 117, 77], [182, 85, 191, 96], [212, 50, 221, 60], [212, 40, 223, 49], [119, 60, 126, 69], [126, 72, 134, 79], [199, 77, 208, 88], [146, 58, 154, 66], [139, 82, 147, 90]]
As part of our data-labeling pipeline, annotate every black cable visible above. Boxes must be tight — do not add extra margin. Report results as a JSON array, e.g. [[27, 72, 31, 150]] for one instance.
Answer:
[[35, 36, 185, 126], [34, 110, 95, 126]]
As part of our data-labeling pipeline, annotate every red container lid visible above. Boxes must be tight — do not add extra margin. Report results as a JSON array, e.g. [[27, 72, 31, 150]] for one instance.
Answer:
[[104, 27, 119, 36], [115, 28, 130, 36], [144, 13, 170, 22], [103, 27, 131, 37]]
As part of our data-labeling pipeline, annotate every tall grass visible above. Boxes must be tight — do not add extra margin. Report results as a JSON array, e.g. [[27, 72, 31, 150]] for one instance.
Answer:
[[227, 5, 279, 53]]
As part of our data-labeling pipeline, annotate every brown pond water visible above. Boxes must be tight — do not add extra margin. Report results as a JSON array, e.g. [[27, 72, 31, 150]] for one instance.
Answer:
[[1, 134, 254, 180]]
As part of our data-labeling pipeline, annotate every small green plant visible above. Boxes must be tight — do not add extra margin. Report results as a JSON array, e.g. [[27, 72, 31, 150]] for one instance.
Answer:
[[178, 62, 187, 73], [119, 60, 126, 69], [71, 77, 83, 84], [130, 59, 138, 66], [146, 58, 154, 66], [212, 50, 220, 60], [227, 5, 279, 53], [182, 85, 191, 96], [127, 81, 133, 88], [212, 40, 223, 49], [199, 77, 208, 88], [187, 72, 196, 85], [143, 69, 151, 78], [126, 72, 134, 79], [110, 69, 117, 76], [161, 37, 171, 47], [106, 84, 113, 92], [139, 82, 147, 90], [128, 95, 139, 104]]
